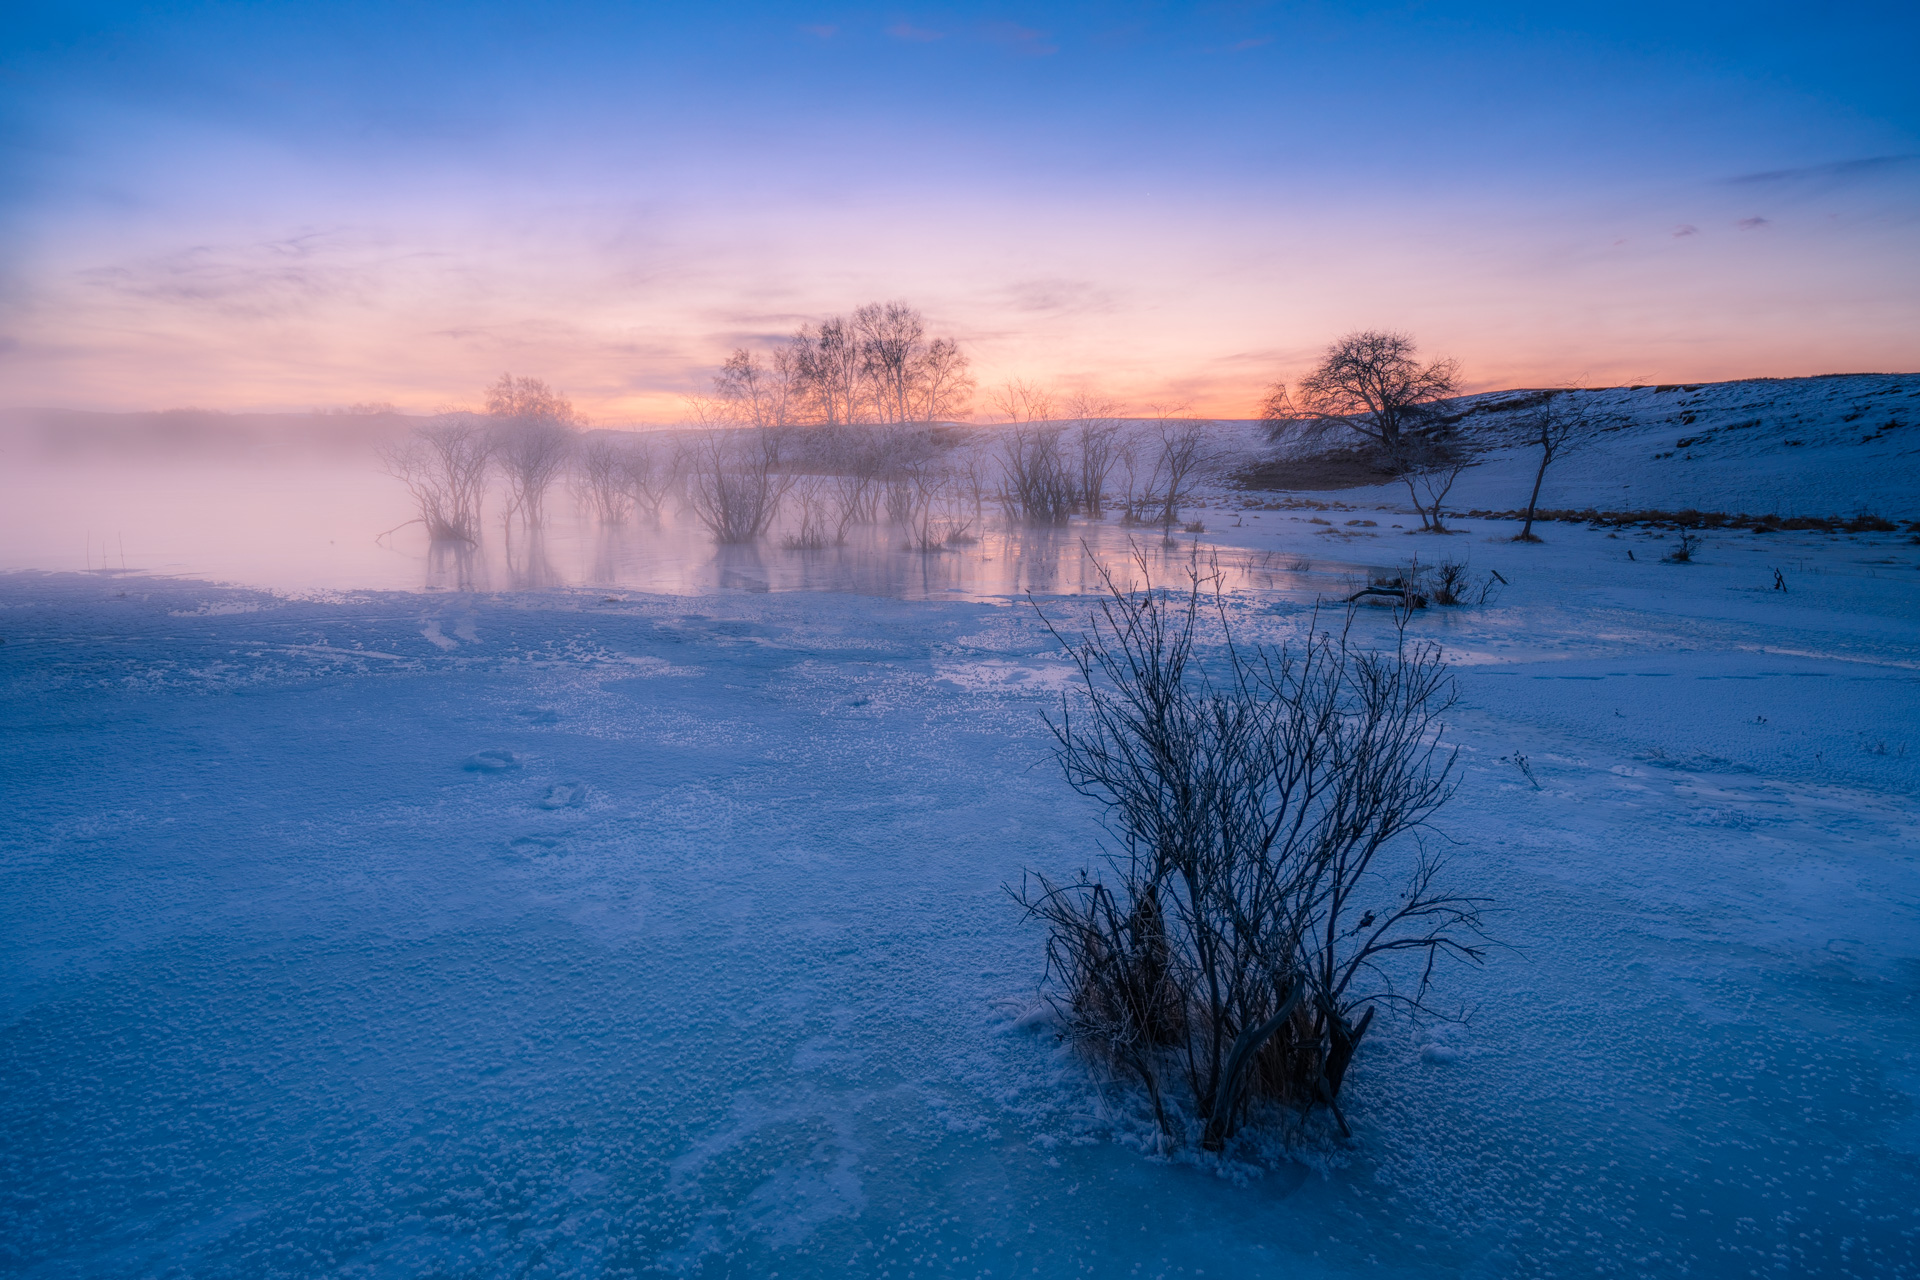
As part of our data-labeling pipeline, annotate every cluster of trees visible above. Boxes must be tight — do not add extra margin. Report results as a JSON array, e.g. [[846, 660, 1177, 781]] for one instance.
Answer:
[[703, 301, 975, 427], [386, 361, 1231, 550], [1262, 330, 1603, 539], [384, 374, 600, 543]]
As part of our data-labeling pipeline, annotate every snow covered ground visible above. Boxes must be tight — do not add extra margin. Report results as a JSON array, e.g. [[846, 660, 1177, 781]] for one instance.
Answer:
[[4, 496, 1918, 1277], [1237, 372, 1920, 520]]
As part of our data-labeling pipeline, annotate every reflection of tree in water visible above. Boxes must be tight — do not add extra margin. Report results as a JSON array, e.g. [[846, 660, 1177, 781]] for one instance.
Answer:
[[425, 538, 488, 592], [417, 499, 1333, 602], [588, 523, 627, 588], [712, 543, 771, 594], [504, 525, 559, 591]]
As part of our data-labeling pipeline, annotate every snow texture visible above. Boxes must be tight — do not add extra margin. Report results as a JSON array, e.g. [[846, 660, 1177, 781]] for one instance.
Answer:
[[3, 378, 1919, 1278]]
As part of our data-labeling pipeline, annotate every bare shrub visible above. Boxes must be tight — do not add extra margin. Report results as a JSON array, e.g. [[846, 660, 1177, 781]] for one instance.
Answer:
[[1065, 392, 1124, 517], [1000, 426, 1076, 524], [575, 435, 633, 523], [1148, 414, 1217, 527], [884, 463, 971, 551], [384, 415, 493, 542], [1384, 435, 1473, 532], [1017, 558, 1485, 1148], [1113, 436, 1150, 524], [782, 475, 840, 550], [956, 443, 994, 523], [884, 472, 918, 526], [1664, 529, 1701, 563], [1426, 555, 1501, 606], [687, 428, 789, 544], [621, 436, 680, 522], [832, 468, 880, 528]]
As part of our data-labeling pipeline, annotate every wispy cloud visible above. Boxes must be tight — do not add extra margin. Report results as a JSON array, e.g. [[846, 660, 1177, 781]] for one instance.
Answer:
[[1000, 277, 1111, 314], [1725, 155, 1917, 185], [1672, 225, 1699, 237], [1738, 216, 1769, 229], [77, 232, 371, 319]]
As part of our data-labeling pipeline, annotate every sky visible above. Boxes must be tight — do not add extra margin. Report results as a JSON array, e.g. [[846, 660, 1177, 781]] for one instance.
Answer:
[[1, 1, 1917, 422]]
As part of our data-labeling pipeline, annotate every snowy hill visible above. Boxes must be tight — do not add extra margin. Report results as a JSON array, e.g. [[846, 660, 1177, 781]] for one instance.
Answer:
[[1233, 372, 1920, 519]]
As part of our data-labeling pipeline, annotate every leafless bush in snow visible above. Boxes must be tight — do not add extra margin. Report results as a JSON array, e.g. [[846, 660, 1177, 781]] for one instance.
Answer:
[[1016, 556, 1486, 1148], [1664, 529, 1701, 563], [1426, 555, 1502, 606]]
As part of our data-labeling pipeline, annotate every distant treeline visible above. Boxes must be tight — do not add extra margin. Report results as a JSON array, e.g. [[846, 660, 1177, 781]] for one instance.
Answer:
[[697, 301, 974, 427]]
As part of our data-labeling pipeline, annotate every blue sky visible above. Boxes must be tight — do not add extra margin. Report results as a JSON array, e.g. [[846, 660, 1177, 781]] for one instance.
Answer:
[[2, 1, 1916, 417]]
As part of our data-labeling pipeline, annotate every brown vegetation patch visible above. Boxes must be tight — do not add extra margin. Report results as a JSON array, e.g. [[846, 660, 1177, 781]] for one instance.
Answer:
[[1236, 449, 1398, 491], [1464, 507, 1914, 534]]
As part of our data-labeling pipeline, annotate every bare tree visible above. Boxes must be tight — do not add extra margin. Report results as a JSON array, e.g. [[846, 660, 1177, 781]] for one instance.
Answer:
[[992, 378, 1056, 425], [1017, 557, 1485, 1148], [486, 373, 579, 527], [895, 462, 967, 551], [782, 475, 840, 550], [575, 435, 633, 523], [798, 316, 868, 425], [955, 441, 994, 523], [384, 414, 493, 542], [714, 349, 783, 427], [686, 428, 788, 543], [724, 306, 970, 426], [620, 435, 679, 522], [1065, 392, 1124, 517], [1512, 390, 1600, 541], [1149, 413, 1217, 527], [1265, 332, 1461, 452], [855, 301, 926, 424], [1384, 434, 1475, 533], [911, 337, 975, 423], [1000, 426, 1075, 524]]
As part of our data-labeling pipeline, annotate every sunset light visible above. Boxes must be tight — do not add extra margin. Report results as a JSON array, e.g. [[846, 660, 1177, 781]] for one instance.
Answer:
[[3, 6, 1917, 1278]]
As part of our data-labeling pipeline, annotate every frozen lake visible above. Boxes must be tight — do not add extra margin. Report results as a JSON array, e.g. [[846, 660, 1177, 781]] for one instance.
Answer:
[[3, 444, 1918, 1278], [0, 449, 1349, 601]]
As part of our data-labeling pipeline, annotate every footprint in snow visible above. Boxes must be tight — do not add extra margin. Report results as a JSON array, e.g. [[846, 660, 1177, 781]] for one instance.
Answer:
[[537, 781, 589, 809], [464, 749, 520, 772], [506, 835, 564, 856]]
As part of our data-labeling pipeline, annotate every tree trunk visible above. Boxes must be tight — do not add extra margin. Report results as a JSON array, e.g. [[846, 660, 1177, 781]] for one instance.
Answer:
[[1518, 446, 1551, 540]]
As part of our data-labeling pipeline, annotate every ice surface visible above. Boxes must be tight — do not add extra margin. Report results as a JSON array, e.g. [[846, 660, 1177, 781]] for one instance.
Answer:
[[3, 390, 1919, 1275]]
